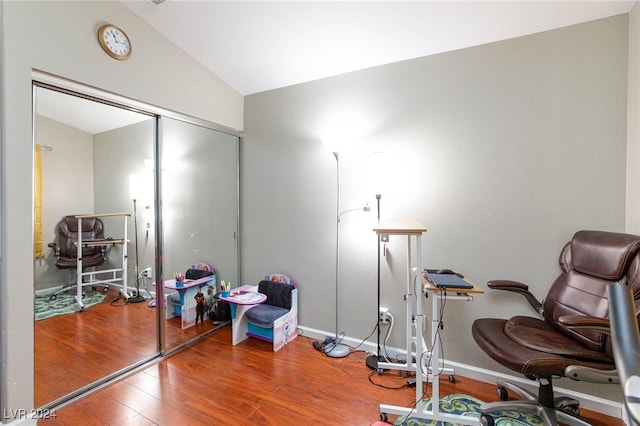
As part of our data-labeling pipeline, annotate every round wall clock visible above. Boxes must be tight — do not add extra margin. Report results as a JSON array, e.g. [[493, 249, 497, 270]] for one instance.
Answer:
[[97, 24, 132, 60]]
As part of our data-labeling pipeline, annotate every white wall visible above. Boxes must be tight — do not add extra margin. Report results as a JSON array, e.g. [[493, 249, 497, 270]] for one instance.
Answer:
[[243, 14, 630, 403], [0, 0, 243, 419], [35, 116, 94, 290]]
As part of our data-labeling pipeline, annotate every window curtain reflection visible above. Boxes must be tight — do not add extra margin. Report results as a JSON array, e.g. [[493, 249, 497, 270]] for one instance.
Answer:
[[34, 144, 45, 260]]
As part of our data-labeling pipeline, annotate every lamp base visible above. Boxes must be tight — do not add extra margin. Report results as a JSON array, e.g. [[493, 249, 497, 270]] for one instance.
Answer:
[[324, 343, 350, 358], [366, 354, 389, 372], [128, 292, 146, 303]]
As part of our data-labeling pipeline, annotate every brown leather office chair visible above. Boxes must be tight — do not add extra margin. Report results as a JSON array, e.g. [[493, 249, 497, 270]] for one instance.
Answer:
[[48, 215, 107, 299], [472, 230, 640, 426]]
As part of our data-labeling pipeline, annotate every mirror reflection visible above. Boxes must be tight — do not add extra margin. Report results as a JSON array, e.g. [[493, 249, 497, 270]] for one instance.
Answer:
[[33, 84, 240, 408], [160, 117, 239, 345], [33, 86, 158, 406]]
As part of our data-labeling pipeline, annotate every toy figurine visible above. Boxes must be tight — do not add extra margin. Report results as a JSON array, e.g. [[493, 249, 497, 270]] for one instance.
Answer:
[[194, 286, 206, 324], [205, 285, 215, 319]]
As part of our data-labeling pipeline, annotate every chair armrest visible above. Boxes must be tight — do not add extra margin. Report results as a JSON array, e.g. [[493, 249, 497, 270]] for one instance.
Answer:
[[48, 242, 59, 256], [487, 279, 543, 314], [557, 314, 612, 334], [558, 314, 619, 385]]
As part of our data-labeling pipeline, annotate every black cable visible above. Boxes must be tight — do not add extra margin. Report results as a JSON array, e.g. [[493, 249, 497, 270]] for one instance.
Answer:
[[420, 288, 447, 384], [350, 321, 379, 350], [321, 331, 350, 355], [367, 370, 416, 390], [396, 395, 423, 426]]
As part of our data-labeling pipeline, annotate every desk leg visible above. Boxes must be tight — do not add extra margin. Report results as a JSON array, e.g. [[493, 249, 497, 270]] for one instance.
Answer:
[[180, 286, 198, 329], [165, 292, 176, 320], [231, 304, 259, 345], [122, 215, 128, 297], [76, 218, 84, 308]]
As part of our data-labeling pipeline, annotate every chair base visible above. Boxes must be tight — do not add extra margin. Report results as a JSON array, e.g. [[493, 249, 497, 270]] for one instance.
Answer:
[[479, 380, 590, 426]]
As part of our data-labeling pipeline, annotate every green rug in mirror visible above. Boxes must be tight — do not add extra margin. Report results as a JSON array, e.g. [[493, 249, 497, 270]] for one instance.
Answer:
[[35, 290, 106, 321]]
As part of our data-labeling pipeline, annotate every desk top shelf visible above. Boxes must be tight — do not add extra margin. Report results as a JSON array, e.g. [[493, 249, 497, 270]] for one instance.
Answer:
[[422, 274, 484, 294], [373, 218, 427, 235], [73, 212, 132, 219]]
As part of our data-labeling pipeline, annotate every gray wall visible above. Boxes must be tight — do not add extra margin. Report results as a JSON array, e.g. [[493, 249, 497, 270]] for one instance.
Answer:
[[94, 120, 155, 286], [243, 15, 629, 399], [35, 117, 94, 291]]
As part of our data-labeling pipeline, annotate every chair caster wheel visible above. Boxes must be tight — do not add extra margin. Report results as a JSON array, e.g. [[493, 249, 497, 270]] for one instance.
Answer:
[[380, 412, 388, 422], [557, 399, 580, 415], [49, 294, 57, 301], [497, 385, 509, 400], [449, 374, 456, 383], [565, 405, 579, 415], [480, 414, 495, 426]]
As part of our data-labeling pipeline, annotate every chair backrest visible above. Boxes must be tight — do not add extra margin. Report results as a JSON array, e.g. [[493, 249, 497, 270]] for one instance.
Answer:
[[185, 263, 215, 280], [544, 230, 640, 355], [264, 273, 297, 287], [56, 215, 104, 258], [257, 280, 294, 310]]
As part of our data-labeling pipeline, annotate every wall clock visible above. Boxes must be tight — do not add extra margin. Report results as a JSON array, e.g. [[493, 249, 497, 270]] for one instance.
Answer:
[[97, 24, 131, 60]]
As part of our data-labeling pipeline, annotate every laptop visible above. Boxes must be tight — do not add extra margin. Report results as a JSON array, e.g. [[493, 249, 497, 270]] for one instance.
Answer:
[[424, 271, 473, 289]]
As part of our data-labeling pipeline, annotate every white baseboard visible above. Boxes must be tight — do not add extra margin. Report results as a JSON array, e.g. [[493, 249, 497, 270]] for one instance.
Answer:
[[297, 325, 625, 421]]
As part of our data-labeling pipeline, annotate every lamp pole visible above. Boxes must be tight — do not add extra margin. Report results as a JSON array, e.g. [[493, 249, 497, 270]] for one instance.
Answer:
[[366, 194, 384, 370], [129, 198, 145, 303], [324, 151, 371, 358], [325, 151, 351, 358]]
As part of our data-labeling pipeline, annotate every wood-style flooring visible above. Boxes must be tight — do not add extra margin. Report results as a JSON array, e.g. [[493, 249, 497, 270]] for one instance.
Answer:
[[36, 293, 625, 425], [35, 289, 221, 406]]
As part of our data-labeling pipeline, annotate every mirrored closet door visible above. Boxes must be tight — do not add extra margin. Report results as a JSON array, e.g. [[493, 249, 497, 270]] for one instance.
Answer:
[[33, 80, 240, 408], [160, 117, 239, 350]]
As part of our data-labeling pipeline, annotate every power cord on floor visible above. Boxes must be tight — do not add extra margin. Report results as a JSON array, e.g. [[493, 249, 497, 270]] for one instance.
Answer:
[[110, 294, 127, 307], [312, 333, 351, 356], [368, 370, 417, 390]]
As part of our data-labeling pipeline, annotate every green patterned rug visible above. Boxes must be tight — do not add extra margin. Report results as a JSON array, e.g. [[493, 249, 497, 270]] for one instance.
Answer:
[[35, 291, 106, 321], [395, 393, 544, 426]]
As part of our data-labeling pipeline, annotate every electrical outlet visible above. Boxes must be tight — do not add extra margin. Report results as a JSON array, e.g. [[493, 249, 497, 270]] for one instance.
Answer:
[[142, 267, 152, 279], [379, 307, 390, 324]]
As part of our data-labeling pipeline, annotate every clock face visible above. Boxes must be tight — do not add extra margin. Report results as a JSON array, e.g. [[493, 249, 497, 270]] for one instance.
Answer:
[[98, 25, 131, 60]]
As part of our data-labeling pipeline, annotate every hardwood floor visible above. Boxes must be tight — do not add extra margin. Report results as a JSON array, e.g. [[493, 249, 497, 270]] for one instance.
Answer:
[[37, 318, 625, 425], [35, 289, 223, 407]]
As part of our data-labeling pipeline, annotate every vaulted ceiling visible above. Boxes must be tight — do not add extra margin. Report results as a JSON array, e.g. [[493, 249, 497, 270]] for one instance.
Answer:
[[123, 0, 636, 95]]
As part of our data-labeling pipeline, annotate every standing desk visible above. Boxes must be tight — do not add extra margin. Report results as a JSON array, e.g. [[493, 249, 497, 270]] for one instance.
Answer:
[[73, 212, 130, 308], [374, 219, 483, 424]]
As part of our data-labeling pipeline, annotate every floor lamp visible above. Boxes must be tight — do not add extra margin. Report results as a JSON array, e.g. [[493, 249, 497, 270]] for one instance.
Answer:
[[128, 174, 145, 303], [128, 198, 146, 303], [366, 193, 384, 370], [325, 151, 370, 358]]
